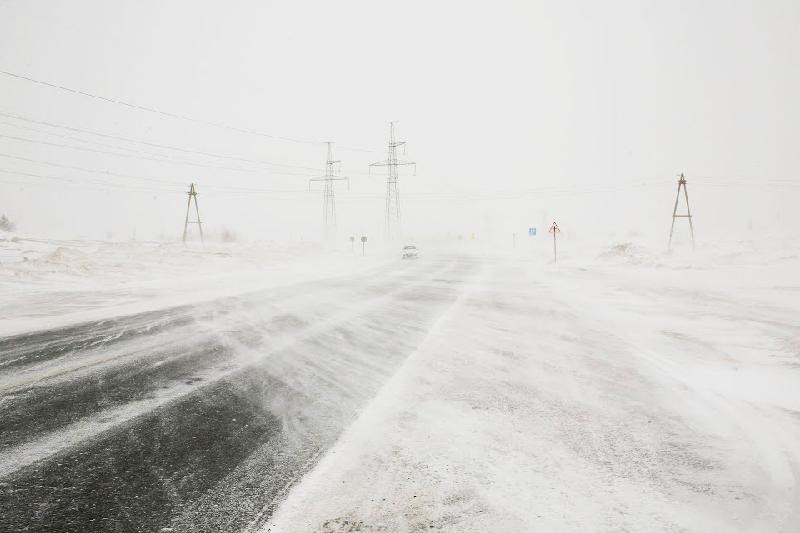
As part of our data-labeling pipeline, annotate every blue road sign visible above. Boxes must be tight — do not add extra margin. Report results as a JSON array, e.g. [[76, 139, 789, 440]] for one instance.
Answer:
[[528, 227, 536, 236]]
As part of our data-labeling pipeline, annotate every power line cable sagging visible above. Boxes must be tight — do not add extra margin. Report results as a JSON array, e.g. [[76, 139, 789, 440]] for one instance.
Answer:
[[0, 110, 321, 172], [0, 69, 377, 153]]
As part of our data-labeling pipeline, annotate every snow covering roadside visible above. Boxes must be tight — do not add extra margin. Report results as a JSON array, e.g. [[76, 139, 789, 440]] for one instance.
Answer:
[[264, 241, 800, 532], [0, 234, 391, 336]]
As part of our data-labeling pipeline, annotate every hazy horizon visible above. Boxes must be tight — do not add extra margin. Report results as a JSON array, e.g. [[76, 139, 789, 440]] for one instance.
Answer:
[[0, 0, 798, 244]]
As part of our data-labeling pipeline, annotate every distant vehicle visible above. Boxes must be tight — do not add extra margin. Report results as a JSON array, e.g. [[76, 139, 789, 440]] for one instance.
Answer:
[[402, 245, 418, 259]]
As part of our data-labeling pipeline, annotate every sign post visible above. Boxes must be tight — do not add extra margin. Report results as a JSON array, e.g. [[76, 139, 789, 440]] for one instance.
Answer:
[[349, 235, 355, 253], [548, 222, 560, 263], [360, 235, 367, 256]]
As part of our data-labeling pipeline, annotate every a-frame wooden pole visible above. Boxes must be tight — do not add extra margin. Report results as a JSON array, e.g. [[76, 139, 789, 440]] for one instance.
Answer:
[[182, 183, 193, 243], [683, 179, 695, 251], [193, 184, 204, 243], [668, 173, 694, 251]]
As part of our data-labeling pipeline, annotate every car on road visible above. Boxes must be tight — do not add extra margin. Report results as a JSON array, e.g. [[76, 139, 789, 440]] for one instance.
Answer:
[[402, 245, 418, 259]]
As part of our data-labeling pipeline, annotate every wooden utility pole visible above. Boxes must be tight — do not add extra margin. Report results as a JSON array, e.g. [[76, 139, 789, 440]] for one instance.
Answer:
[[668, 173, 694, 250], [549, 221, 560, 262], [182, 182, 204, 243]]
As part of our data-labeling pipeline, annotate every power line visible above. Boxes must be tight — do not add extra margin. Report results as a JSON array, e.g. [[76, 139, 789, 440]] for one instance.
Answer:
[[0, 167, 180, 194], [0, 152, 313, 196], [0, 110, 322, 171], [0, 119, 315, 178], [0, 151, 184, 186], [0, 120, 217, 169], [0, 69, 377, 153], [0, 132, 313, 178], [693, 174, 798, 186], [2, 147, 793, 207], [0, 177, 181, 195], [0, 69, 319, 145]]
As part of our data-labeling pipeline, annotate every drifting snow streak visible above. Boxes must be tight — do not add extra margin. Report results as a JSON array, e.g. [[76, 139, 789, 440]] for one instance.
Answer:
[[0, 255, 476, 531], [266, 252, 800, 532]]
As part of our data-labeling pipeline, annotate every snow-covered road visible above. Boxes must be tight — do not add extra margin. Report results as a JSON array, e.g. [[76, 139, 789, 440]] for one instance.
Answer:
[[266, 252, 800, 532], [1, 246, 799, 532], [0, 253, 476, 531]]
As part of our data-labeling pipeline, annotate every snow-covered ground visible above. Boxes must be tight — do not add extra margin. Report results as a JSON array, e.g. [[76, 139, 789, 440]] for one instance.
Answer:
[[2, 231, 798, 531], [264, 237, 800, 532], [0, 233, 391, 336]]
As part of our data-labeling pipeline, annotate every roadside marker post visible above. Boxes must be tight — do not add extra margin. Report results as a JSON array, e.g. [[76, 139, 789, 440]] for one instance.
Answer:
[[361, 235, 367, 256], [548, 221, 560, 263], [350, 235, 355, 253]]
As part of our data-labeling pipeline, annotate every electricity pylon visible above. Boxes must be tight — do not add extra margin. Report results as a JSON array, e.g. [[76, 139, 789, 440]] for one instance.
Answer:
[[369, 122, 416, 241], [182, 182, 203, 243], [309, 142, 349, 238], [668, 172, 695, 250]]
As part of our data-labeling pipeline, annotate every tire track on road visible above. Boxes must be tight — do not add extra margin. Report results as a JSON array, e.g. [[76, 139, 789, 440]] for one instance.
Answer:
[[0, 255, 477, 531]]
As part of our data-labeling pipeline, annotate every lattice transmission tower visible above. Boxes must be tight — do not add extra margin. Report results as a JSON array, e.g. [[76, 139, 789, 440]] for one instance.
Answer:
[[309, 142, 349, 238], [369, 122, 416, 240]]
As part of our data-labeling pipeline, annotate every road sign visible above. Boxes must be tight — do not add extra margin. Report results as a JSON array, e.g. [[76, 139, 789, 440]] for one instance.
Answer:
[[528, 227, 536, 236]]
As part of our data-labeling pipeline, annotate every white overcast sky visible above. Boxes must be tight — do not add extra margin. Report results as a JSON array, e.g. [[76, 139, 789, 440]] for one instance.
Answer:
[[0, 0, 798, 242]]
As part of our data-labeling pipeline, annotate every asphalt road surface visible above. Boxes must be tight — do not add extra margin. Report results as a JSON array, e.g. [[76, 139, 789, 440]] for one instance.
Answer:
[[0, 255, 477, 532]]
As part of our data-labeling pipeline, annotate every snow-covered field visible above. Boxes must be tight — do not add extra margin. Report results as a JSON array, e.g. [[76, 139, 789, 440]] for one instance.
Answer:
[[1, 232, 799, 531], [0, 234, 390, 336], [264, 237, 800, 532]]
